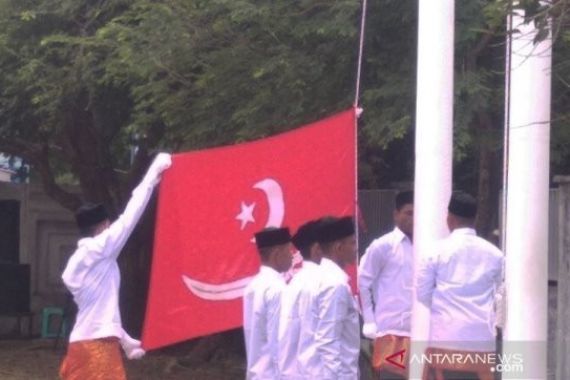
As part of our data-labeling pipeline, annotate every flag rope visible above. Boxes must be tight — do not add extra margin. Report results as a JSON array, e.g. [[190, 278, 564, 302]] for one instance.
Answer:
[[502, 1, 513, 254], [353, 0, 368, 287], [353, 0, 368, 107]]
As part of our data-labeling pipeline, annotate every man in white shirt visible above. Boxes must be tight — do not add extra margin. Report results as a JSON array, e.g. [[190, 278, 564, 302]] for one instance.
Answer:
[[358, 190, 413, 378], [243, 227, 293, 380], [278, 219, 322, 379], [311, 216, 360, 380], [417, 191, 504, 378], [59, 153, 172, 380]]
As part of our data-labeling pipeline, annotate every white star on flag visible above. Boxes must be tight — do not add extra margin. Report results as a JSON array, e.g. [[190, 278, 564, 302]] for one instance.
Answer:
[[236, 202, 256, 230]]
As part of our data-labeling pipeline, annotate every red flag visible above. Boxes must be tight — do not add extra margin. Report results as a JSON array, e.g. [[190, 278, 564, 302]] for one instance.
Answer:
[[142, 109, 356, 350]]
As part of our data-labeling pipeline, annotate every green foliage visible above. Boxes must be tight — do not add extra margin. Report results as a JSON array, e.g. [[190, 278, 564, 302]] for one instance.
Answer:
[[0, 0, 361, 195], [358, 0, 417, 149], [0, 0, 568, 196], [94, 0, 360, 150]]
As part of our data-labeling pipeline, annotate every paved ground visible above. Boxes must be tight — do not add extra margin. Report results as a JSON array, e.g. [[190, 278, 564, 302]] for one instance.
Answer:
[[0, 339, 245, 380]]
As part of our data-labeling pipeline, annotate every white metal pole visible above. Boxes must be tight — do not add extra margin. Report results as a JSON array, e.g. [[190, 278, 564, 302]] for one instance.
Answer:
[[411, 0, 454, 378], [504, 5, 551, 379]]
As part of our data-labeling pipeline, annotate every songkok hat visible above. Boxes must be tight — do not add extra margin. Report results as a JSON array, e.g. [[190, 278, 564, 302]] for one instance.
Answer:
[[255, 227, 291, 249], [292, 220, 320, 251], [316, 216, 355, 244], [448, 191, 477, 218], [75, 203, 109, 230], [395, 190, 414, 210]]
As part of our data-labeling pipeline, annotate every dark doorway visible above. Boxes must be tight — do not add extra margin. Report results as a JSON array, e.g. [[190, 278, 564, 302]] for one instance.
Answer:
[[0, 264, 30, 313], [0, 200, 20, 263], [0, 200, 20, 264]]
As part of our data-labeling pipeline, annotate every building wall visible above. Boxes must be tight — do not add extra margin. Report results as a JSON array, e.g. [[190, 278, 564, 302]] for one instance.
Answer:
[[0, 183, 77, 335], [357, 189, 398, 254]]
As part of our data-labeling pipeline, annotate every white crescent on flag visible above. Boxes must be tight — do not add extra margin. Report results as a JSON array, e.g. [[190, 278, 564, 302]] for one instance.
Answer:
[[182, 275, 255, 301], [253, 178, 284, 228]]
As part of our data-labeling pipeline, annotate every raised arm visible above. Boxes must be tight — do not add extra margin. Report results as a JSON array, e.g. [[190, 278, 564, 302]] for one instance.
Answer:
[[102, 153, 172, 259]]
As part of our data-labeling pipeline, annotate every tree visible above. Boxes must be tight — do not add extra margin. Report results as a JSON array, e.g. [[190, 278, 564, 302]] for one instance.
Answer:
[[359, 0, 570, 237], [0, 0, 364, 334]]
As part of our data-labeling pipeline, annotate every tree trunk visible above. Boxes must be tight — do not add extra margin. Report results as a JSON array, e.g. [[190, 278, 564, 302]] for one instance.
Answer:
[[475, 140, 498, 238], [58, 89, 123, 213], [474, 111, 501, 240], [461, 29, 503, 240]]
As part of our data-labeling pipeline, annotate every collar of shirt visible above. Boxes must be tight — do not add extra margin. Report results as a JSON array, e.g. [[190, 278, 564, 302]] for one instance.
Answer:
[[76, 232, 108, 252], [301, 260, 319, 271], [77, 236, 98, 249], [319, 257, 349, 283], [450, 227, 476, 237], [393, 227, 412, 245], [259, 265, 284, 282]]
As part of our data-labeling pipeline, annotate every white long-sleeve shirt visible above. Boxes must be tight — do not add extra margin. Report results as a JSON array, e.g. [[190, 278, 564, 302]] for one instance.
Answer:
[[243, 265, 286, 380], [358, 227, 413, 337], [278, 261, 321, 379], [416, 228, 504, 352], [62, 171, 161, 343], [311, 257, 360, 380]]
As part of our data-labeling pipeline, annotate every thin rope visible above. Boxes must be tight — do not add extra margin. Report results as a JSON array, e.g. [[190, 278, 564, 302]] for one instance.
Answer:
[[354, 0, 368, 107], [502, 1, 513, 255], [353, 0, 367, 277]]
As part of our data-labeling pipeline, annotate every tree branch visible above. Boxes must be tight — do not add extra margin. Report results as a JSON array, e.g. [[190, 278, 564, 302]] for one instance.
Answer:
[[466, 30, 496, 70], [34, 143, 82, 211]]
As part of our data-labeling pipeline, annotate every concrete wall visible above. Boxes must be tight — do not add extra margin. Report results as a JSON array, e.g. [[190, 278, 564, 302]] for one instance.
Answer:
[[357, 189, 398, 254], [0, 183, 77, 335]]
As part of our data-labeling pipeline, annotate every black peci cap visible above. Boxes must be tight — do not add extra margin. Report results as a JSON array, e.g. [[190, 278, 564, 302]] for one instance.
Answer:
[[255, 227, 291, 249], [292, 220, 320, 251]]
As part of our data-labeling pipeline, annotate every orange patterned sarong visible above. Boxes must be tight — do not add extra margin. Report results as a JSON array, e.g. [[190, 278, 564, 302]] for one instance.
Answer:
[[59, 337, 126, 380], [372, 334, 411, 378]]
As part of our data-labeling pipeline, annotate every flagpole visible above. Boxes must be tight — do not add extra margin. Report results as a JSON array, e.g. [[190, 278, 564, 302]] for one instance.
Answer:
[[504, 4, 551, 378], [411, 1, 455, 378]]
